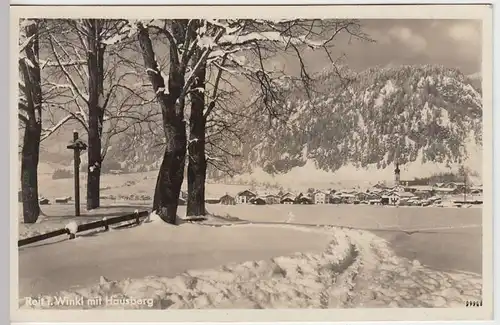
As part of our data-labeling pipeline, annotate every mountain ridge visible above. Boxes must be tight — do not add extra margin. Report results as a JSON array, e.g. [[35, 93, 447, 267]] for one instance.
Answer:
[[36, 64, 483, 185], [241, 64, 482, 177]]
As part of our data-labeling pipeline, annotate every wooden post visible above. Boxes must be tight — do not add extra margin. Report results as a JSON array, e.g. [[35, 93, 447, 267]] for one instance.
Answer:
[[135, 211, 140, 225], [67, 131, 87, 217], [73, 131, 81, 216]]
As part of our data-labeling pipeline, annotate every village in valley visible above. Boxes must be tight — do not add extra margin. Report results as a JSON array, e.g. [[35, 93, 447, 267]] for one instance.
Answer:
[[27, 162, 484, 210], [203, 164, 483, 208]]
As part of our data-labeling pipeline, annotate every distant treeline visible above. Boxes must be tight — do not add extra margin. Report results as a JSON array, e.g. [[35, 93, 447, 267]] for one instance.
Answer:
[[412, 169, 479, 185]]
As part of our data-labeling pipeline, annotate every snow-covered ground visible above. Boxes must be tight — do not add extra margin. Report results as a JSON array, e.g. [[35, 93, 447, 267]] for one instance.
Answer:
[[19, 215, 333, 298], [205, 204, 482, 230], [16, 170, 483, 310], [19, 216, 481, 309], [19, 201, 481, 241], [30, 171, 257, 203]]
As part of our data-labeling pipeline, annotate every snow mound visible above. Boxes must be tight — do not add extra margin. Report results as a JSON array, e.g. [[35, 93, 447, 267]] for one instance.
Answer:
[[19, 226, 481, 309], [64, 222, 78, 235], [144, 211, 165, 224]]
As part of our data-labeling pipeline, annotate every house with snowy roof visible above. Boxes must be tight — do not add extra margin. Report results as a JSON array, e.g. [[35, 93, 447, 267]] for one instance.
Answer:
[[235, 190, 257, 204], [380, 192, 400, 205], [313, 190, 329, 204], [470, 186, 483, 195], [398, 191, 414, 199], [355, 191, 370, 202], [264, 193, 281, 205], [281, 197, 295, 204], [444, 182, 466, 188], [219, 194, 236, 205], [280, 192, 297, 204], [295, 193, 313, 204], [249, 197, 266, 205], [390, 185, 406, 193], [339, 193, 356, 204]]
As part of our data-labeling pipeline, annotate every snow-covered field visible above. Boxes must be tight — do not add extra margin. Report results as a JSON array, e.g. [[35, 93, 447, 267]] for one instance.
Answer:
[[19, 215, 482, 309], [205, 203, 482, 230], [31, 171, 257, 203], [18, 200, 482, 241], [17, 170, 483, 310], [18, 168, 482, 240]]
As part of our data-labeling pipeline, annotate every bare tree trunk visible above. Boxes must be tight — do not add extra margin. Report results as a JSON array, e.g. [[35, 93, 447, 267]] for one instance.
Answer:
[[152, 116, 187, 223], [86, 19, 106, 210], [137, 22, 187, 224], [186, 54, 207, 217], [21, 122, 41, 224], [20, 21, 42, 224]]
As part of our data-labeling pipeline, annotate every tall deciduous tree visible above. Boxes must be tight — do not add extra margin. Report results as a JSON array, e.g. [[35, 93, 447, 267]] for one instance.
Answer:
[[183, 19, 369, 216], [18, 19, 81, 223], [84, 19, 107, 210], [46, 19, 155, 210], [134, 20, 208, 223], [186, 48, 209, 217], [19, 19, 43, 224], [120, 19, 368, 222]]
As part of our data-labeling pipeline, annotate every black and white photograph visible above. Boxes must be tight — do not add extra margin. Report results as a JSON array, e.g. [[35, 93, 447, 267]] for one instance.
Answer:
[[11, 4, 493, 322]]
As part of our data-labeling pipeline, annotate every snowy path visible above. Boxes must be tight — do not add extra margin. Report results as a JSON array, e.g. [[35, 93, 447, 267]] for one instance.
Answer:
[[18, 221, 332, 298], [206, 204, 483, 274], [19, 221, 482, 309], [18, 203, 483, 310]]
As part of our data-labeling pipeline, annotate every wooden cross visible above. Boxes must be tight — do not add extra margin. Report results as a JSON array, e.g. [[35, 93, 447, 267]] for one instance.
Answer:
[[67, 131, 87, 216]]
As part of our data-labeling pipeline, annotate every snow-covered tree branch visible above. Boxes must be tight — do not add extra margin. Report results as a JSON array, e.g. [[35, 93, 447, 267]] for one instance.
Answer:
[[40, 18, 157, 209]]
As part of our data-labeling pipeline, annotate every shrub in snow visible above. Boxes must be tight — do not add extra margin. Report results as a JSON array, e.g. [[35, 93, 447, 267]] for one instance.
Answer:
[[146, 211, 162, 223]]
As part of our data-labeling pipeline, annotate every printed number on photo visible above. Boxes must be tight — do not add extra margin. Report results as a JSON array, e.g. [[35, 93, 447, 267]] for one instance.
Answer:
[[465, 300, 483, 307]]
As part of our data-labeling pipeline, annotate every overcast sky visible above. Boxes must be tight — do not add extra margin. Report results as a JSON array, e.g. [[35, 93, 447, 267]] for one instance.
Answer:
[[288, 19, 482, 76], [35, 18, 483, 158]]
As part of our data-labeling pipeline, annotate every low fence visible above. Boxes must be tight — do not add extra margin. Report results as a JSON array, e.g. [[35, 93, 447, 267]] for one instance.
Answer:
[[18, 210, 150, 248]]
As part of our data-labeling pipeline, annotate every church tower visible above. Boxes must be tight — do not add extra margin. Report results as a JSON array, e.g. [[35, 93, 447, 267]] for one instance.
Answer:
[[394, 162, 401, 186]]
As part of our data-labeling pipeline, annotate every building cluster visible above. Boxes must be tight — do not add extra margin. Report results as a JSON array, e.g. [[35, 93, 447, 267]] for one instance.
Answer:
[[203, 180, 483, 207], [204, 161, 483, 208], [28, 163, 482, 207]]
